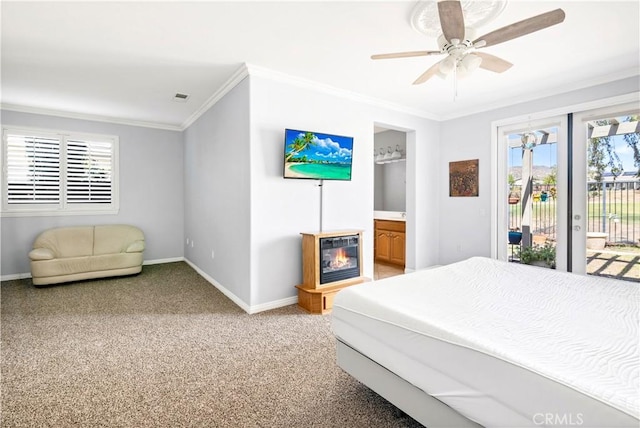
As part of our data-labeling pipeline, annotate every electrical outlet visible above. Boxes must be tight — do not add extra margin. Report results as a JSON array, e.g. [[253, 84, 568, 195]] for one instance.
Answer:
[[191, 240, 194, 248], [186, 238, 189, 245], [211, 250, 215, 259]]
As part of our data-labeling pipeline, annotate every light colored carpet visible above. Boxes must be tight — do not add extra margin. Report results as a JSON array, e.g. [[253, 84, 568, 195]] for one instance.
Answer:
[[1, 262, 422, 427]]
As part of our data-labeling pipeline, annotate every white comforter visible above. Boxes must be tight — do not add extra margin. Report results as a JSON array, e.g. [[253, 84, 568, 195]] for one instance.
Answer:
[[333, 257, 640, 419]]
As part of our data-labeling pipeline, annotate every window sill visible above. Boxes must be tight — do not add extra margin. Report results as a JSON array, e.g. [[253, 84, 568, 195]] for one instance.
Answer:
[[1, 209, 119, 217]]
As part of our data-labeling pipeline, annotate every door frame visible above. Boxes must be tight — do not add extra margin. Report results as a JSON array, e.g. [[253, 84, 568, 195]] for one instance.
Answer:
[[570, 101, 640, 273], [494, 116, 568, 269], [491, 92, 639, 271]]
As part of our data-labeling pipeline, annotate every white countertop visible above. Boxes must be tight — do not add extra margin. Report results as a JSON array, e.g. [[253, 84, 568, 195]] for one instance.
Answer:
[[374, 211, 406, 221]]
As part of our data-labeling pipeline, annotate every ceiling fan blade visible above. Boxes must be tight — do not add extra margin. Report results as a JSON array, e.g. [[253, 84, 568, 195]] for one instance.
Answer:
[[438, 0, 465, 42], [413, 62, 441, 85], [473, 8, 565, 48], [371, 50, 440, 60], [475, 52, 513, 73]]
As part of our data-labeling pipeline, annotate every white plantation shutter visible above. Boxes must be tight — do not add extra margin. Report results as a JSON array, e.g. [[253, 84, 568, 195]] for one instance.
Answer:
[[5, 133, 60, 204], [66, 139, 112, 204], [2, 127, 118, 215]]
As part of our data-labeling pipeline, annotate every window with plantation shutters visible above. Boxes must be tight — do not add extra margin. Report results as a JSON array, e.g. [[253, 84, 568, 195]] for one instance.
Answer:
[[5, 132, 61, 205], [66, 139, 112, 204], [2, 127, 119, 216]]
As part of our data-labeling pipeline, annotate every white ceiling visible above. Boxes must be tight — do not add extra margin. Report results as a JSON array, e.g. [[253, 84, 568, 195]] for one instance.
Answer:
[[1, 1, 639, 130]]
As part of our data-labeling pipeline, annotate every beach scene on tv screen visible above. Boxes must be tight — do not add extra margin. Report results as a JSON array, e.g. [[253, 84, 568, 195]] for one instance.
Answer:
[[284, 130, 353, 180]]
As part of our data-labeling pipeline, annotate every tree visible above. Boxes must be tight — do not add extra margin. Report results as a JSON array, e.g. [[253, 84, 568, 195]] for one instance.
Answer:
[[588, 116, 639, 182], [543, 167, 557, 186], [285, 132, 316, 162]]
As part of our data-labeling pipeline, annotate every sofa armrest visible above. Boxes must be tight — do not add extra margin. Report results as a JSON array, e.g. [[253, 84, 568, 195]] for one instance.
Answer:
[[125, 240, 145, 253], [29, 248, 55, 261]]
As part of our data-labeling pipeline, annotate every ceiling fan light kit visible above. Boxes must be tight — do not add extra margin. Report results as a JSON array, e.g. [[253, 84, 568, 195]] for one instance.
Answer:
[[373, 0, 566, 93]]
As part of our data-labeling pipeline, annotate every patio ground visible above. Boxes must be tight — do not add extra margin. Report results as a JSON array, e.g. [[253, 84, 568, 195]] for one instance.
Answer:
[[587, 248, 640, 283]]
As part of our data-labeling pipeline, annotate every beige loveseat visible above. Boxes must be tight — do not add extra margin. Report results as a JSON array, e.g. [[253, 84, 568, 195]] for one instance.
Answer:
[[29, 225, 145, 286]]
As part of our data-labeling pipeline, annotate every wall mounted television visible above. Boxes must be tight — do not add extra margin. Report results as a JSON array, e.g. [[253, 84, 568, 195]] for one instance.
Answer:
[[283, 129, 354, 180]]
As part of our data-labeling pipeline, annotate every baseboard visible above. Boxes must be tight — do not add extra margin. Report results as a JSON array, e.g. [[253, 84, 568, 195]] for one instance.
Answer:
[[143, 257, 185, 265], [248, 296, 298, 314], [183, 259, 252, 314], [183, 259, 298, 315], [404, 264, 442, 274], [0, 272, 32, 281]]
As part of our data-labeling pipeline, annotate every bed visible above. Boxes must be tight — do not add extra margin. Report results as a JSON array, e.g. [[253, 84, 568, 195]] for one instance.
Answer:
[[331, 257, 639, 428]]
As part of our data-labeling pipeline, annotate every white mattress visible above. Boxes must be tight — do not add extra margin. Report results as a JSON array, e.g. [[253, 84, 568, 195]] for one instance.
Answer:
[[332, 257, 640, 427]]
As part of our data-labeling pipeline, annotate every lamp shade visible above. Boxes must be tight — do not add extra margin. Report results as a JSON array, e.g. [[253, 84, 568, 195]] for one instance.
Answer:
[[461, 53, 482, 73], [439, 57, 456, 75]]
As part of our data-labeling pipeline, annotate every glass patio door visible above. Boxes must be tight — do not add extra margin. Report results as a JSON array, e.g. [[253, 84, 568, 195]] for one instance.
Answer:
[[499, 116, 568, 271], [496, 96, 639, 280], [571, 103, 639, 278]]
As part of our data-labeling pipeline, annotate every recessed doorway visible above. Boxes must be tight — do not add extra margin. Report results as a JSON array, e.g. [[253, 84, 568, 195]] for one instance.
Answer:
[[373, 125, 407, 280]]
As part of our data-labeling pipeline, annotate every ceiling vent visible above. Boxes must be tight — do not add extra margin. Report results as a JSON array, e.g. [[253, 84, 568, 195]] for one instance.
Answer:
[[173, 93, 190, 102]]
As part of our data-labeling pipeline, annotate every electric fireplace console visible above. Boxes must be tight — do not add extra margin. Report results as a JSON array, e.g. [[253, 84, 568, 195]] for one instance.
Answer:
[[296, 230, 369, 314]]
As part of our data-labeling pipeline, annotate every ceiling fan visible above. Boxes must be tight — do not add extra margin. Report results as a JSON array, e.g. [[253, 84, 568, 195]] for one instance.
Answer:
[[372, 1, 565, 85]]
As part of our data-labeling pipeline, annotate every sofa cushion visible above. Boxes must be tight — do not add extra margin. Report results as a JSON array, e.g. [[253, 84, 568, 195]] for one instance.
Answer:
[[32, 226, 94, 258], [93, 225, 145, 255], [89, 253, 143, 272], [31, 253, 143, 278]]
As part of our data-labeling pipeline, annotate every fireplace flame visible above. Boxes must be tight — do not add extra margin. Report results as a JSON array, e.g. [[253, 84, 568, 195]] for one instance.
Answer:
[[331, 248, 350, 269]]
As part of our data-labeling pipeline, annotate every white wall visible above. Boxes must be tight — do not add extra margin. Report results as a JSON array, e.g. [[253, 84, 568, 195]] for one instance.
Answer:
[[0, 110, 185, 277], [438, 76, 639, 265], [374, 130, 406, 212], [247, 73, 440, 307], [182, 78, 252, 304]]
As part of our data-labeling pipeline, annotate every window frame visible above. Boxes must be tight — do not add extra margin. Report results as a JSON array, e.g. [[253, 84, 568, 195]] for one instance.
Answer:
[[1, 126, 119, 217]]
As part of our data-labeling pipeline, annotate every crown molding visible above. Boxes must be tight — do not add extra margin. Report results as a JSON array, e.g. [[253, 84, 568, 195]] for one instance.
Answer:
[[180, 64, 250, 130], [244, 63, 440, 121], [439, 67, 640, 121], [5, 63, 632, 130], [0, 103, 183, 131]]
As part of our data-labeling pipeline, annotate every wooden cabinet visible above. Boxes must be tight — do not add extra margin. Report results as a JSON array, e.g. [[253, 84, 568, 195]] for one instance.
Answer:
[[296, 230, 368, 314], [374, 220, 405, 268], [296, 283, 345, 315]]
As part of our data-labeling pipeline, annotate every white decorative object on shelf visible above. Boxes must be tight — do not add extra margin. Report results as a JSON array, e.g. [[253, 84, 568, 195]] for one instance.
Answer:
[[375, 145, 405, 164]]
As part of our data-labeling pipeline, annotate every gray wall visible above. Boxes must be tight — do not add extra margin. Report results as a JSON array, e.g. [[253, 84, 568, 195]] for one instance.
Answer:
[[438, 76, 639, 265], [182, 77, 251, 304], [374, 130, 406, 211], [0, 110, 184, 276]]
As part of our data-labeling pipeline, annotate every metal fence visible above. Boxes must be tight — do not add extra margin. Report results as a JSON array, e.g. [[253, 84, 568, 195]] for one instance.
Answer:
[[508, 184, 557, 241], [508, 180, 640, 246], [587, 180, 640, 245]]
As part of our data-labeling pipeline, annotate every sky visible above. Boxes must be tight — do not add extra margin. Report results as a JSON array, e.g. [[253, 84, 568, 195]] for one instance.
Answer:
[[284, 130, 353, 163], [508, 134, 637, 173]]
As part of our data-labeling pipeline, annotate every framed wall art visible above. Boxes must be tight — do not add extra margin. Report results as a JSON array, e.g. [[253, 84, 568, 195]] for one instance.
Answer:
[[449, 159, 479, 197]]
